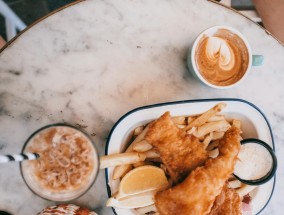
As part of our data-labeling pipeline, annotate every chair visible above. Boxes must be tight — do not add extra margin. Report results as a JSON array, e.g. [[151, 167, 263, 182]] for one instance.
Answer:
[[0, 0, 26, 41]]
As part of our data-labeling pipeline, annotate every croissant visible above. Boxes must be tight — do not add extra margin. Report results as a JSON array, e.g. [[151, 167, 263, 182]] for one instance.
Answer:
[[38, 204, 98, 215]]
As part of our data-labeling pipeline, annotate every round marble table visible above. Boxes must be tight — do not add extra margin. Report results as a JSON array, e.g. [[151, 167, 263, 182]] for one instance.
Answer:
[[0, 0, 283, 214]]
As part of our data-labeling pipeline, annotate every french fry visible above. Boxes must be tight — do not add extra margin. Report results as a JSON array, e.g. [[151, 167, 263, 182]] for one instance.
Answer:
[[135, 204, 157, 214], [185, 102, 227, 130], [203, 132, 213, 148], [133, 125, 145, 136], [206, 140, 220, 151], [133, 140, 153, 152], [186, 127, 196, 135], [209, 148, 219, 158], [100, 152, 146, 169], [177, 124, 186, 129], [113, 125, 150, 179], [128, 125, 150, 151], [194, 120, 230, 137], [237, 184, 257, 197], [216, 125, 231, 132], [172, 116, 186, 125], [232, 119, 241, 129], [187, 116, 196, 125], [211, 131, 225, 141], [124, 125, 150, 153], [113, 164, 132, 180], [133, 161, 154, 168], [120, 165, 133, 178], [207, 115, 226, 122], [228, 180, 242, 189], [144, 150, 160, 159]]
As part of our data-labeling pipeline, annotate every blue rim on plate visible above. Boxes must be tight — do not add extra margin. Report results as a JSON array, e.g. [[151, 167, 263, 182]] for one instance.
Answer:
[[104, 98, 276, 215]]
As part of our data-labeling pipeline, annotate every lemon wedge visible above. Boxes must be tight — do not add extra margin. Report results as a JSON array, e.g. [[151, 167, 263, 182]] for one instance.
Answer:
[[106, 191, 155, 209], [116, 165, 168, 199]]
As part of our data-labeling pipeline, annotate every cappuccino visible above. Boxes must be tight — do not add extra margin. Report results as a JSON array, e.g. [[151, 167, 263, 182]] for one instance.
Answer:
[[195, 29, 249, 86]]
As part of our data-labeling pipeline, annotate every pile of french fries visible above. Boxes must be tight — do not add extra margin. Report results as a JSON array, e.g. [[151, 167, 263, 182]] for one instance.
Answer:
[[100, 102, 257, 214]]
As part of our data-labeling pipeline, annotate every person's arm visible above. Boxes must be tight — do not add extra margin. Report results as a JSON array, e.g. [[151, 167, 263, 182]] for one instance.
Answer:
[[0, 36, 6, 49], [253, 0, 284, 44]]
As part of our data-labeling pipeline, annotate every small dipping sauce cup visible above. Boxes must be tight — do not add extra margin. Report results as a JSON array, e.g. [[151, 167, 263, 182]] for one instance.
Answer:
[[233, 138, 277, 185], [20, 124, 99, 201]]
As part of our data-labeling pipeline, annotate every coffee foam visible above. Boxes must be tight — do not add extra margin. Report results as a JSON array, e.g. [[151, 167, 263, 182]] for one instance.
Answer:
[[195, 29, 249, 87], [206, 37, 235, 71]]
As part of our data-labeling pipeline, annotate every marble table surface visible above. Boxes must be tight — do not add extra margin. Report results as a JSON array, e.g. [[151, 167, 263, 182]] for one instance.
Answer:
[[0, 0, 283, 214]]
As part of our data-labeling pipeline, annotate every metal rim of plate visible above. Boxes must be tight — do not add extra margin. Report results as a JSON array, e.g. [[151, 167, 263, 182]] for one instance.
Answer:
[[104, 98, 276, 215]]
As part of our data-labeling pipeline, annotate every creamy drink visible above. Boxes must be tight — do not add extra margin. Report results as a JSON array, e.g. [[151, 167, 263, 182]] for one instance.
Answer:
[[21, 125, 99, 201], [195, 29, 249, 86]]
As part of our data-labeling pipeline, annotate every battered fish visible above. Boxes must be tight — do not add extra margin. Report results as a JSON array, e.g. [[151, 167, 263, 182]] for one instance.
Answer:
[[145, 112, 208, 183], [209, 184, 242, 215], [155, 126, 241, 215]]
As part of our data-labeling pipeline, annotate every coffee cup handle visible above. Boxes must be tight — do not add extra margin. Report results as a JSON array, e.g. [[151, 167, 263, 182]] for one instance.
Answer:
[[252, 55, 264, 66]]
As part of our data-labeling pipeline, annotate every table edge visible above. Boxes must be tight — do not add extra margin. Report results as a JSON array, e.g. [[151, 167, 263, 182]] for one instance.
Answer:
[[0, 0, 282, 54], [208, 0, 283, 46], [0, 0, 85, 54]]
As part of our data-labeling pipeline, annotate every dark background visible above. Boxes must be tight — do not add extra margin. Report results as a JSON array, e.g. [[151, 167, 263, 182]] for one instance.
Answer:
[[0, 0, 76, 40], [0, 0, 255, 41]]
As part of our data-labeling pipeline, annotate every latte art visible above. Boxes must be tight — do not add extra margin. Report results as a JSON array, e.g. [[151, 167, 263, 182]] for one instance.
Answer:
[[195, 29, 249, 86], [206, 37, 235, 71]]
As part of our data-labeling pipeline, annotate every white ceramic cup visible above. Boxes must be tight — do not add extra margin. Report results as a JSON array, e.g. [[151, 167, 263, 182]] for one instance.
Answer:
[[187, 26, 263, 89]]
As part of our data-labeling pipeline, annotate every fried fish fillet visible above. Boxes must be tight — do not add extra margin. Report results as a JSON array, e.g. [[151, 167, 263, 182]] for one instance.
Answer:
[[209, 184, 242, 215], [155, 126, 241, 215], [145, 112, 208, 183]]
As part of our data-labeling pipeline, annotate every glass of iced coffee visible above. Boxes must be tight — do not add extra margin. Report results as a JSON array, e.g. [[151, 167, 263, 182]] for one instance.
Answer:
[[20, 124, 99, 201]]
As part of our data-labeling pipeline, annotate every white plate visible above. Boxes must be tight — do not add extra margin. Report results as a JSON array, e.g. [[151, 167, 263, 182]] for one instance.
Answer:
[[105, 99, 275, 215]]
